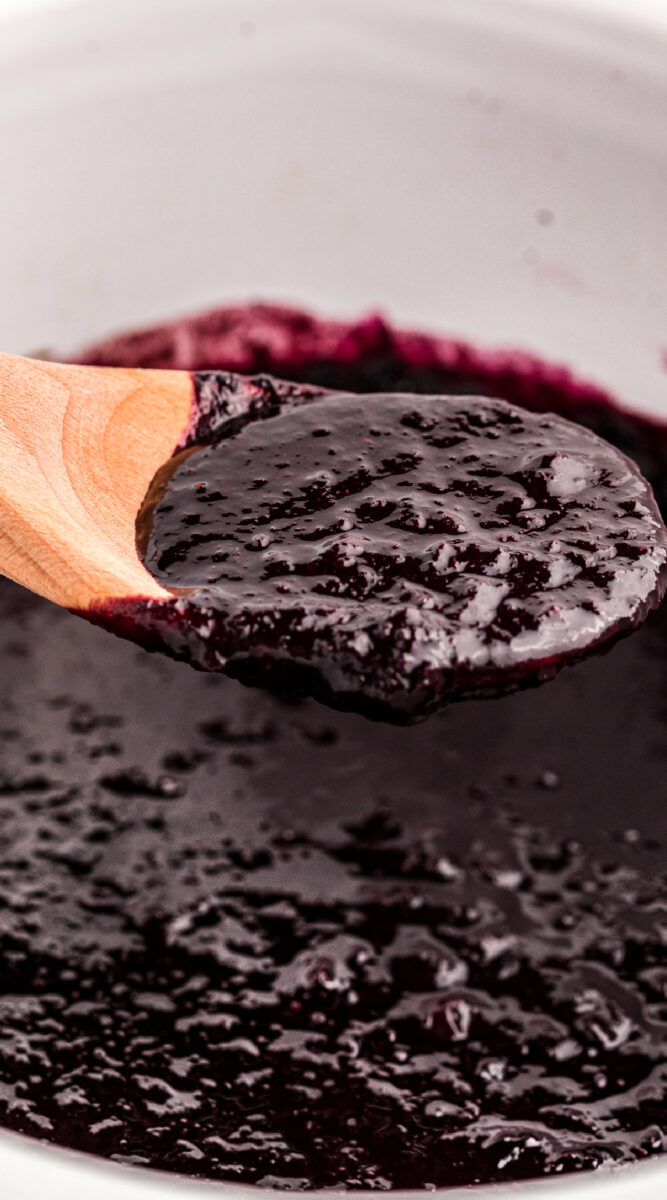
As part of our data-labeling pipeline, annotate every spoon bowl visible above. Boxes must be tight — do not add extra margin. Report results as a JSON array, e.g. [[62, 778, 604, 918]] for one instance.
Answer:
[[1, 350, 665, 724]]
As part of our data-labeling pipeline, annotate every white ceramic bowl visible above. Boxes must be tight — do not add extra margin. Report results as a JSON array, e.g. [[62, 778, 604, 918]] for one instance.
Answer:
[[0, 1, 665, 1197]]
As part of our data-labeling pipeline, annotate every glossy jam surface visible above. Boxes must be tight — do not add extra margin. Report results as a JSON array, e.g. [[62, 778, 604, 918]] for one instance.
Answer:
[[0, 305, 662, 1190], [138, 378, 667, 721]]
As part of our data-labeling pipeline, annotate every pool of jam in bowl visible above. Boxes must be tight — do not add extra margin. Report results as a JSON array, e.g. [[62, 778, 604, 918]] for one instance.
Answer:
[[0, 305, 663, 1190]]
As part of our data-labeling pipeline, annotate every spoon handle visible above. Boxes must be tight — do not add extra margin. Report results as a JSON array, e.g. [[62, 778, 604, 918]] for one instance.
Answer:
[[0, 353, 192, 611]]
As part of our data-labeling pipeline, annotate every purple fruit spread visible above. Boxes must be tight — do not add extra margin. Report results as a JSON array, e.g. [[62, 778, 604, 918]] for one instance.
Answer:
[[0, 304, 663, 1190], [130, 374, 666, 722]]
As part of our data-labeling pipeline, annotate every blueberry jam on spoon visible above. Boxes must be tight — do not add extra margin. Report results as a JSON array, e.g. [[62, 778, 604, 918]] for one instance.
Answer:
[[135, 373, 667, 722]]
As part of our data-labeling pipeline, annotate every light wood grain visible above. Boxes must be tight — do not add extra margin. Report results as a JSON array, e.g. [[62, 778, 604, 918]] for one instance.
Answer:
[[0, 353, 193, 610]]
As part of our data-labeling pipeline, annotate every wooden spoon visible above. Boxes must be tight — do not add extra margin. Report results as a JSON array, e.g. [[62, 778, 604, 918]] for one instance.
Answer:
[[2, 349, 666, 727], [0, 351, 193, 612]]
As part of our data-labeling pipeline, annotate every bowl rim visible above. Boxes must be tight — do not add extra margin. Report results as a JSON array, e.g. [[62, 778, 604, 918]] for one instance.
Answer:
[[0, 1125, 665, 1200]]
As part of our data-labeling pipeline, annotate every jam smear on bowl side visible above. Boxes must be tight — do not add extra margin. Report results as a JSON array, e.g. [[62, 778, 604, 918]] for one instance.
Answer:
[[129, 374, 667, 723], [0, 304, 660, 1190]]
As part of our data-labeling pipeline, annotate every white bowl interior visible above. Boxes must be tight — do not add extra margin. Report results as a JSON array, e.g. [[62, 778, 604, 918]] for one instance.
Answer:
[[1, 0, 667, 423], [0, 0, 665, 1198]]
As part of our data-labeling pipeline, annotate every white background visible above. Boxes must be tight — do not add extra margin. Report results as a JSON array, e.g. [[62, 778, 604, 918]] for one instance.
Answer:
[[0, 0, 666, 20]]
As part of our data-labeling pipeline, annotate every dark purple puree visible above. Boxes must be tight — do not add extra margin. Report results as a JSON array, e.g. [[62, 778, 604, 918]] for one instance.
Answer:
[[134, 376, 666, 723], [0, 305, 664, 1190]]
